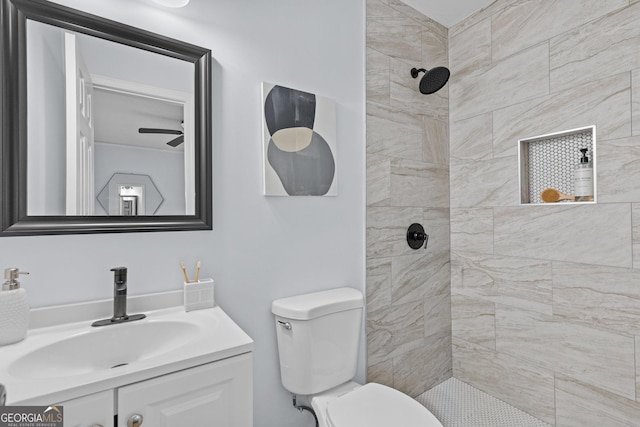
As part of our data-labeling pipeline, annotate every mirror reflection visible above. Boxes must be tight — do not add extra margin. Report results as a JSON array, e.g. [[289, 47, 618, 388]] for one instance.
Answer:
[[26, 19, 195, 217]]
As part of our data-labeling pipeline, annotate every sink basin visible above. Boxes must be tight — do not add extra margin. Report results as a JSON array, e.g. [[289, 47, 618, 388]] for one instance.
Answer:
[[10, 320, 200, 379], [0, 301, 253, 406]]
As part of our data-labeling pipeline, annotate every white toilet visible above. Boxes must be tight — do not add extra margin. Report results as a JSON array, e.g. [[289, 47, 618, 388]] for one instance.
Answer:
[[272, 287, 443, 427]]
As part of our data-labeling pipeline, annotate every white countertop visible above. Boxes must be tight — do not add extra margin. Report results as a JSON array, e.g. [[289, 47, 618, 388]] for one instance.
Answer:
[[0, 298, 253, 405]]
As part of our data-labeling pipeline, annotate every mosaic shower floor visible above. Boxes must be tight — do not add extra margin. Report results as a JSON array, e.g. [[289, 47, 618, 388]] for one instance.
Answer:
[[416, 378, 552, 427]]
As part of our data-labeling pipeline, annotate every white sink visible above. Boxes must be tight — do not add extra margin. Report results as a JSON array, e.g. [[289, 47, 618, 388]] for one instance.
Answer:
[[9, 319, 200, 379], [0, 299, 253, 406]]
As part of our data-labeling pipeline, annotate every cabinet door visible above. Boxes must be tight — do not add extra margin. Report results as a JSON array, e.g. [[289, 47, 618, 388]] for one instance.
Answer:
[[57, 389, 114, 427], [118, 353, 252, 427]]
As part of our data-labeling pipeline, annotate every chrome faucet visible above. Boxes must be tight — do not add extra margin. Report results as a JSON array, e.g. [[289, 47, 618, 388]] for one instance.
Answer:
[[92, 267, 146, 327]]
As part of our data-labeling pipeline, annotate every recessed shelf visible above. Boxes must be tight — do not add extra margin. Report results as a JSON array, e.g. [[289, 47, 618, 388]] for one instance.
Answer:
[[518, 126, 596, 205]]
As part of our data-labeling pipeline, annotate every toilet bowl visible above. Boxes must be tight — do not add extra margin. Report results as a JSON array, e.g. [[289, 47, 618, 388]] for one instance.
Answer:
[[311, 381, 443, 427], [272, 287, 443, 427]]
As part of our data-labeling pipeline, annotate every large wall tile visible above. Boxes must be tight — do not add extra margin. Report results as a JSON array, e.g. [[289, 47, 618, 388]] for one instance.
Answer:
[[492, 0, 627, 62], [449, 0, 512, 39], [450, 207, 494, 254], [366, 102, 424, 159], [450, 156, 518, 208], [634, 69, 640, 136], [448, 17, 491, 76], [451, 294, 495, 350], [450, 43, 549, 122], [422, 117, 449, 166], [423, 207, 451, 253], [450, 113, 493, 163], [637, 336, 640, 401], [452, 338, 555, 424], [390, 158, 449, 208], [391, 250, 449, 306], [366, 0, 422, 63], [388, 0, 447, 38], [597, 136, 640, 202], [451, 252, 552, 315], [367, 299, 424, 364], [550, 2, 640, 93], [366, 207, 423, 258], [424, 291, 451, 340], [494, 204, 632, 268], [634, 204, 640, 269], [366, 48, 390, 105], [421, 22, 448, 70], [366, 154, 390, 207], [553, 261, 640, 335], [556, 376, 640, 427], [394, 333, 451, 397], [492, 73, 631, 159], [495, 306, 636, 399], [367, 358, 394, 388], [366, 257, 392, 312]]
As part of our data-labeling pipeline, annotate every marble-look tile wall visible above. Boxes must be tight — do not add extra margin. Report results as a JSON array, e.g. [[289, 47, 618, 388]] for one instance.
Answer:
[[365, 0, 451, 397], [449, 0, 640, 425]]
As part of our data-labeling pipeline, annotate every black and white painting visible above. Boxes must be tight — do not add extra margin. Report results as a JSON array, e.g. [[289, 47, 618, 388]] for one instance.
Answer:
[[262, 83, 337, 196]]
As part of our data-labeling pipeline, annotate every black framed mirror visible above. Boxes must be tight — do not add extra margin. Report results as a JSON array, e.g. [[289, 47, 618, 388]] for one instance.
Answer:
[[0, 0, 212, 236]]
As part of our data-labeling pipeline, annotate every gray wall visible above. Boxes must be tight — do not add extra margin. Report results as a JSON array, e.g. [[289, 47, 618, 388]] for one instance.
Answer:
[[11, 1, 366, 427], [449, 0, 640, 425], [365, 0, 451, 398]]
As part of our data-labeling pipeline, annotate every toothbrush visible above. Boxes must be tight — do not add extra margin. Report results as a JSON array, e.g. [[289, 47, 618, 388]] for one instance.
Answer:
[[180, 261, 190, 283], [194, 260, 201, 283]]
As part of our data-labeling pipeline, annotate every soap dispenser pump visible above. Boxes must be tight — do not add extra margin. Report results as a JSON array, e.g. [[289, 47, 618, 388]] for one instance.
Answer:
[[0, 268, 30, 346], [574, 148, 594, 202]]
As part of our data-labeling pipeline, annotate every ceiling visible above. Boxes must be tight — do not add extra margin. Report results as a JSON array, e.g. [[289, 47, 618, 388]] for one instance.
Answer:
[[400, 0, 495, 27], [93, 88, 184, 152]]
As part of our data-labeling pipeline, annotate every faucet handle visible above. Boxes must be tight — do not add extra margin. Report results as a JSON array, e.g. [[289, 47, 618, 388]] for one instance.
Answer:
[[110, 267, 127, 285]]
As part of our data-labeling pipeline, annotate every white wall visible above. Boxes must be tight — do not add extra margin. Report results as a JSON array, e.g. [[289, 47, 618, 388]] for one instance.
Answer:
[[8, 1, 366, 426]]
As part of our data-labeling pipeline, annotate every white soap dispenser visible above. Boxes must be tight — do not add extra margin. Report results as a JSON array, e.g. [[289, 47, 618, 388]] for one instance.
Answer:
[[0, 268, 30, 346], [574, 148, 594, 202]]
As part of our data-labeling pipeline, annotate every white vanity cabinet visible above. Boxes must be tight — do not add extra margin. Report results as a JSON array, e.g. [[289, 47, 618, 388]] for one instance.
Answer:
[[57, 353, 252, 427], [3, 302, 254, 427], [118, 353, 252, 427]]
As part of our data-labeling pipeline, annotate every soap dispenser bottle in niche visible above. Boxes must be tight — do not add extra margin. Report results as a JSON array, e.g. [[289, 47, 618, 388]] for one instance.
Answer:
[[0, 268, 30, 346], [574, 148, 594, 202]]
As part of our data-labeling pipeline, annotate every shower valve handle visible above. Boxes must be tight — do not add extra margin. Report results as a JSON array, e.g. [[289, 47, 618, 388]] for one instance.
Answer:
[[413, 232, 429, 248], [406, 223, 429, 250]]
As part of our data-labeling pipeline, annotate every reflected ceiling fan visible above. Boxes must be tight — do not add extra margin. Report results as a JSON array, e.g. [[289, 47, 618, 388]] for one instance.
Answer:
[[138, 123, 184, 147]]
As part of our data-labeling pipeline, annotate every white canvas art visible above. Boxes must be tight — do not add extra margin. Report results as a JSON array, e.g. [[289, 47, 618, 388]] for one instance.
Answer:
[[262, 82, 337, 196]]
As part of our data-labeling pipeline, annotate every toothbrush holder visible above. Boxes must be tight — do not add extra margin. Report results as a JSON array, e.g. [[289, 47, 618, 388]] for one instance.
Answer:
[[184, 278, 215, 312]]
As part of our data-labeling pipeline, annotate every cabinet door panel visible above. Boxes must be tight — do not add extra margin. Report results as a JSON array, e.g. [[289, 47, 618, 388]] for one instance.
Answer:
[[118, 353, 252, 427], [57, 389, 114, 427]]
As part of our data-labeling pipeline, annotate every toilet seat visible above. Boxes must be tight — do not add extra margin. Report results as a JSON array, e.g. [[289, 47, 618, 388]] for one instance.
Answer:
[[326, 383, 443, 427]]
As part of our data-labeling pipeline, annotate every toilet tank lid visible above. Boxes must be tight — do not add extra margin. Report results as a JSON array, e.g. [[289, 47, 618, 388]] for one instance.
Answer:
[[272, 287, 364, 320]]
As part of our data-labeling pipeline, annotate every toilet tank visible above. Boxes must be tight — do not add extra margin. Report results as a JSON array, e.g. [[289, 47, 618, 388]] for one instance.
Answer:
[[272, 287, 364, 395]]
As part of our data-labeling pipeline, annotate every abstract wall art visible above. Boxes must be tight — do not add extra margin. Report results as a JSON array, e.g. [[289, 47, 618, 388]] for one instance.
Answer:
[[262, 82, 337, 196]]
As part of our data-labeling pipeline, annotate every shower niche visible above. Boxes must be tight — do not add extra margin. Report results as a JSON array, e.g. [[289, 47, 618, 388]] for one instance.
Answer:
[[518, 125, 596, 205]]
